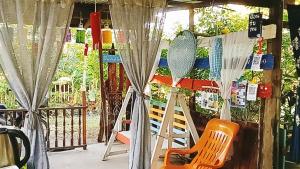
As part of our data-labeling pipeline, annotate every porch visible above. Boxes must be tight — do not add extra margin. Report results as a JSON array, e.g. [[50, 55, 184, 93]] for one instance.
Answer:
[[48, 143, 300, 169], [49, 143, 127, 169]]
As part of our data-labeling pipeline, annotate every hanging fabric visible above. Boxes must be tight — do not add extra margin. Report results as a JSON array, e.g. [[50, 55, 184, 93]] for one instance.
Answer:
[[0, 0, 74, 168], [217, 31, 255, 120], [287, 4, 300, 163], [209, 37, 222, 80], [110, 0, 167, 169]]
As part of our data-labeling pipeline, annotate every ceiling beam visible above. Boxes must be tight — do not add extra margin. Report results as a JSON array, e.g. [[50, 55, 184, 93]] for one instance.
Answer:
[[167, 0, 274, 8]]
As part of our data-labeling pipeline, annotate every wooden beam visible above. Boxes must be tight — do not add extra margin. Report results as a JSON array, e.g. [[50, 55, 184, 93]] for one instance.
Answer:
[[167, 0, 297, 9], [71, 3, 109, 27], [261, 0, 283, 169], [167, 0, 274, 8], [102, 54, 275, 70], [189, 8, 195, 32]]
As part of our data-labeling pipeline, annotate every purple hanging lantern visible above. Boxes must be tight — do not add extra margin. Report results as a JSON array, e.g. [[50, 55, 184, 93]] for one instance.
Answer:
[[65, 29, 72, 42]]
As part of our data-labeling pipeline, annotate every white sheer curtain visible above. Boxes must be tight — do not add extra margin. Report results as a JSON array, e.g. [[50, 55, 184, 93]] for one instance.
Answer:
[[0, 0, 74, 168], [217, 31, 255, 120], [110, 0, 167, 169]]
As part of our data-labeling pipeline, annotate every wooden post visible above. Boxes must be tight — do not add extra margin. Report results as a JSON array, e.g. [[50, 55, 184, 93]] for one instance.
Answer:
[[261, 1, 283, 169], [82, 90, 87, 149], [71, 108, 74, 146], [55, 109, 58, 148], [188, 8, 195, 112], [189, 8, 195, 32], [119, 64, 124, 92], [188, 7, 197, 150], [97, 15, 108, 143], [107, 46, 118, 141]]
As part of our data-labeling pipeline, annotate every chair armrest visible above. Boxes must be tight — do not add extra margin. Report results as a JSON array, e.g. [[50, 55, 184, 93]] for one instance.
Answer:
[[199, 163, 223, 168], [164, 148, 197, 166]]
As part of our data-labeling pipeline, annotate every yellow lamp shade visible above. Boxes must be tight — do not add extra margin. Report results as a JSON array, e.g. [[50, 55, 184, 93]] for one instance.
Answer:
[[102, 29, 112, 44]]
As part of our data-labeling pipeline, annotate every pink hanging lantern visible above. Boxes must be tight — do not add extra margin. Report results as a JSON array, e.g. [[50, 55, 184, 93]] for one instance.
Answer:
[[117, 31, 126, 44], [90, 12, 101, 49]]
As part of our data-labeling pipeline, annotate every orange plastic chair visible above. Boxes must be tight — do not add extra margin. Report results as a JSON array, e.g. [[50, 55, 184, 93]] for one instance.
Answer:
[[161, 118, 240, 169]]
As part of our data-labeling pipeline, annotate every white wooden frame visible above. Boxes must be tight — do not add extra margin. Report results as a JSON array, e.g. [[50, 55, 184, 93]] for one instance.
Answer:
[[151, 87, 200, 169]]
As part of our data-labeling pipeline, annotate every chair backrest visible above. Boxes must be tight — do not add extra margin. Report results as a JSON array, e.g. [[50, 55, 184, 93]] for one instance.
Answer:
[[189, 118, 240, 169]]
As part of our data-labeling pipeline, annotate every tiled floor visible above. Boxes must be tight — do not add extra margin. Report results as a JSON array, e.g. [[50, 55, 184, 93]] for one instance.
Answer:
[[49, 143, 128, 169]]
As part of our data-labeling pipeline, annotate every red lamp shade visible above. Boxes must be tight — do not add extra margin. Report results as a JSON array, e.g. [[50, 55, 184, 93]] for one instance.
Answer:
[[90, 12, 101, 49]]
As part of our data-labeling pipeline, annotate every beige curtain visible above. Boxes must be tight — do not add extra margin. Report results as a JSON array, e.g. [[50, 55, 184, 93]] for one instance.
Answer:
[[217, 31, 255, 120], [0, 0, 74, 168], [110, 0, 167, 169]]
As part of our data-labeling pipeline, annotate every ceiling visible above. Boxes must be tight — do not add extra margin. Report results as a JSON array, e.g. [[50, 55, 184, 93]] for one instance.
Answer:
[[71, 0, 291, 28]]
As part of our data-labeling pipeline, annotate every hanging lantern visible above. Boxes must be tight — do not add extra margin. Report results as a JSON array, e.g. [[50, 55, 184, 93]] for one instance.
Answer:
[[117, 31, 126, 44], [102, 25, 113, 44], [65, 29, 72, 42], [76, 28, 85, 43], [90, 12, 101, 49], [76, 13, 86, 44], [84, 43, 89, 56]]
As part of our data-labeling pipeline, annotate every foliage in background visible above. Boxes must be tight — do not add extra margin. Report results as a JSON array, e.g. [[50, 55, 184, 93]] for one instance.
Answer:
[[0, 7, 297, 127], [281, 32, 297, 130], [48, 29, 112, 107], [153, 6, 297, 125]]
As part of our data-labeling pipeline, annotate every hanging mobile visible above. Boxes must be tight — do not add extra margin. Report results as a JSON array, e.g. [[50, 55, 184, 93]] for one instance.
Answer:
[[76, 12, 86, 44], [251, 37, 264, 71], [249, 9, 264, 71]]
